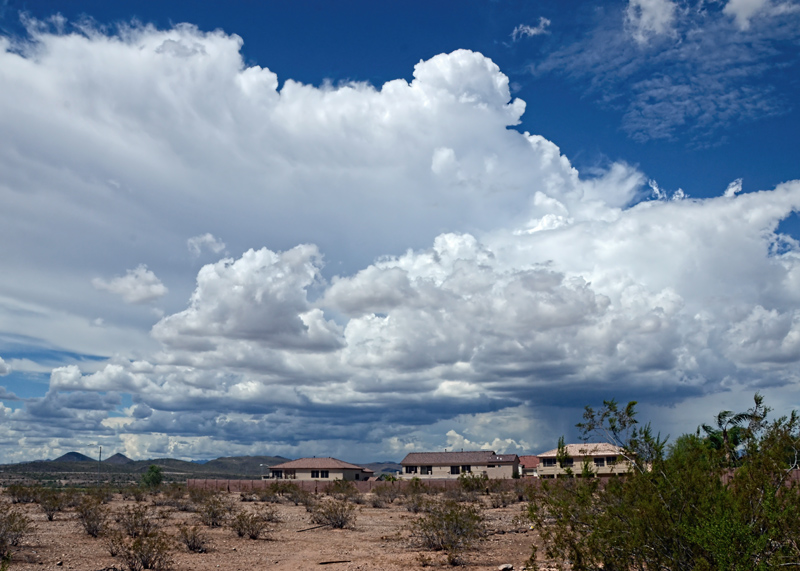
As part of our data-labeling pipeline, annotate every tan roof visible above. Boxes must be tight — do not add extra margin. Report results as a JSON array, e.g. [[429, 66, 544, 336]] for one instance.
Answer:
[[401, 451, 519, 466], [270, 457, 373, 472], [537, 443, 624, 458], [519, 455, 540, 469]]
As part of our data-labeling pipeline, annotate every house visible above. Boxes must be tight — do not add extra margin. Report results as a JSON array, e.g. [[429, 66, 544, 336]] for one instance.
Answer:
[[536, 443, 631, 478], [518, 455, 540, 477], [399, 451, 519, 479], [265, 457, 374, 481]]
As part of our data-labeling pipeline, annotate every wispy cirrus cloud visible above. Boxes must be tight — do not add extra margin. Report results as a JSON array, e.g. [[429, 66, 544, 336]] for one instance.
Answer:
[[532, 0, 800, 144], [511, 17, 551, 41]]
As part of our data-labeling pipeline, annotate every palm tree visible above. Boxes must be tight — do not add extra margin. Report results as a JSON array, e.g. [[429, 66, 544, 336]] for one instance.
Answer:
[[699, 398, 763, 465]]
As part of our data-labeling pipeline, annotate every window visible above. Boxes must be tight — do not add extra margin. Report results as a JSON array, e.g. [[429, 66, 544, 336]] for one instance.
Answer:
[[450, 466, 460, 475], [320, 470, 329, 478], [405, 466, 418, 474], [421, 466, 432, 475], [272, 470, 283, 479], [607, 456, 618, 465], [542, 459, 557, 467], [594, 458, 605, 467], [563, 458, 574, 467], [461, 465, 471, 473], [311, 470, 319, 478]]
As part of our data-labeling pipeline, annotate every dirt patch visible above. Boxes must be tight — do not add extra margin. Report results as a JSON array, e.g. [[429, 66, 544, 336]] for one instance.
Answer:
[[5, 492, 539, 570]]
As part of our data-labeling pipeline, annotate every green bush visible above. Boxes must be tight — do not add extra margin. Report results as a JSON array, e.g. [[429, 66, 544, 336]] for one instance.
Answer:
[[411, 499, 485, 565], [458, 472, 488, 493], [141, 466, 164, 490], [527, 394, 800, 571]]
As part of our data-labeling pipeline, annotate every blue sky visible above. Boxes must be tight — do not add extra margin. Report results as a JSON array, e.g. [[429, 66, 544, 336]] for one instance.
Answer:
[[0, 0, 799, 463]]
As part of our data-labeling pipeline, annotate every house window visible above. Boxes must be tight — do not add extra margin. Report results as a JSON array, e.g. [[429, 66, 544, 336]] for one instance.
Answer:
[[607, 456, 618, 465], [421, 466, 432, 475], [450, 466, 460, 475], [594, 458, 605, 467], [405, 466, 418, 474], [542, 459, 557, 467], [461, 465, 471, 473], [272, 470, 283, 479], [563, 458, 574, 467], [321, 470, 329, 478], [311, 470, 319, 478]]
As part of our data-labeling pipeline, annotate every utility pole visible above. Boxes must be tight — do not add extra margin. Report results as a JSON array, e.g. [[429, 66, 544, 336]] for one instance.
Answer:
[[98, 445, 102, 485]]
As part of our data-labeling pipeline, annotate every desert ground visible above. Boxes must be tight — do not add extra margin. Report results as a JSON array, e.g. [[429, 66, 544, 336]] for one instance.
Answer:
[[3, 486, 542, 571]]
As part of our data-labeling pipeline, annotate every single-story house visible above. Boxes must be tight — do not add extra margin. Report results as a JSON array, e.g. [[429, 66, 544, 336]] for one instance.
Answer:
[[399, 451, 519, 479], [518, 455, 540, 477], [536, 443, 630, 478], [266, 457, 374, 481]]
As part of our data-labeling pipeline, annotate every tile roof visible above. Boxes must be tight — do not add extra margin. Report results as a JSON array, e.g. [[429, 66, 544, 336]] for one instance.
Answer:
[[519, 455, 540, 469], [401, 451, 519, 465], [537, 443, 624, 458], [269, 457, 373, 472]]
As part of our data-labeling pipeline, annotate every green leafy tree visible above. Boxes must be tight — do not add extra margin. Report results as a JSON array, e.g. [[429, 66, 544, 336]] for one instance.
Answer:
[[141, 465, 164, 490], [527, 394, 800, 571]]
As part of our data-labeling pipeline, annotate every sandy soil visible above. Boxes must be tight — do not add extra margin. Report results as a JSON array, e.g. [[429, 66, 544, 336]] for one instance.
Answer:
[[5, 492, 541, 571]]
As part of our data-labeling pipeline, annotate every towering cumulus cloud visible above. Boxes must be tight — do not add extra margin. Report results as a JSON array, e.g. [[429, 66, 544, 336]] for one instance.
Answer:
[[0, 21, 799, 461]]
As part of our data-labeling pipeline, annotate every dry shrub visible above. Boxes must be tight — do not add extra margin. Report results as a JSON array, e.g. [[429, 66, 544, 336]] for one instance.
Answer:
[[116, 532, 174, 571], [76, 496, 108, 537], [117, 505, 161, 538], [197, 493, 234, 527], [373, 483, 400, 504], [37, 488, 66, 521], [176, 524, 208, 553], [121, 486, 148, 502], [411, 499, 485, 566], [310, 498, 356, 529], [5, 484, 37, 504], [0, 507, 32, 561], [229, 510, 267, 540], [490, 490, 513, 508]]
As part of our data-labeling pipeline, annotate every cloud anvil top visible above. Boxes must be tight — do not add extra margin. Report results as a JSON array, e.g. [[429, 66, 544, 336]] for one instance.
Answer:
[[0, 3, 799, 463]]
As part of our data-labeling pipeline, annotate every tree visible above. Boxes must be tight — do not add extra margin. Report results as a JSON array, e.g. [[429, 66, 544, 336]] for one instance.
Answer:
[[141, 465, 164, 490], [527, 394, 800, 571]]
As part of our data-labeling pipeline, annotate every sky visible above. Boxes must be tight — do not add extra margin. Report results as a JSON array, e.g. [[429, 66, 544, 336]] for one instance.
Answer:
[[0, 0, 799, 463]]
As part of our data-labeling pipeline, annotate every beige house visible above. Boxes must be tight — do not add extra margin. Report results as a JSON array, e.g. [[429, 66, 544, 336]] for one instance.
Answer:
[[399, 451, 519, 480], [536, 443, 631, 478], [266, 457, 374, 481], [518, 455, 540, 477]]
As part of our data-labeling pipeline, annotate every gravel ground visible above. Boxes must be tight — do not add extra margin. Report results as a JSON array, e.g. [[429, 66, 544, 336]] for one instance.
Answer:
[[5, 492, 541, 570]]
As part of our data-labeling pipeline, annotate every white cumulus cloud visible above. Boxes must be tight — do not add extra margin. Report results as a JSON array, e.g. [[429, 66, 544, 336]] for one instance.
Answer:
[[92, 265, 168, 304], [187, 233, 226, 258]]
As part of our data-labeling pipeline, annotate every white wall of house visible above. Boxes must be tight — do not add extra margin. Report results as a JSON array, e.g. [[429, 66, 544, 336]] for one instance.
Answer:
[[536, 455, 632, 478], [400, 463, 517, 480], [268, 468, 369, 481]]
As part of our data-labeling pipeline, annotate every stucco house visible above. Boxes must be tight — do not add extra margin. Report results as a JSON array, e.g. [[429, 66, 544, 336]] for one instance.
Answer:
[[266, 457, 374, 481], [518, 455, 540, 477], [399, 451, 519, 479], [536, 443, 631, 478]]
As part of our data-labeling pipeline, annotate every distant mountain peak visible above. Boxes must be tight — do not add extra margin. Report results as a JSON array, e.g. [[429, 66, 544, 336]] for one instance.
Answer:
[[104, 452, 134, 464], [53, 451, 96, 463]]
